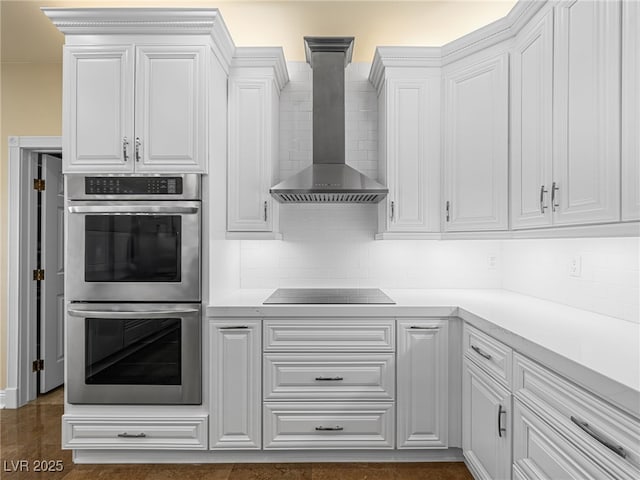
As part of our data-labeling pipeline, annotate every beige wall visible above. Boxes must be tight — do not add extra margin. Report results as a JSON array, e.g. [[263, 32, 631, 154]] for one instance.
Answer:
[[0, 0, 515, 391]]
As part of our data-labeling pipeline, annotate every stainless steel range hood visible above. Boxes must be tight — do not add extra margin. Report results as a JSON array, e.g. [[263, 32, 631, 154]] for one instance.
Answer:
[[270, 37, 388, 204]]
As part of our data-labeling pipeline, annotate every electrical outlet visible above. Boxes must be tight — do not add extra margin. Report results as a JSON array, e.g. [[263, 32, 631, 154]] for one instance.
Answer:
[[488, 255, 497, 270], [569, 255, 582, 277]]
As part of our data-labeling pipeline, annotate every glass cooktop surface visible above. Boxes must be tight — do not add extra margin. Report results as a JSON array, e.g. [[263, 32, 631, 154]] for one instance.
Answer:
[[263, 288, 395, 305]]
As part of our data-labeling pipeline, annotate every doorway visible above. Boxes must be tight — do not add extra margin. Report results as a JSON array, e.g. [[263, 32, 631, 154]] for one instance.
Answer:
[[5, 136, 63, 407]]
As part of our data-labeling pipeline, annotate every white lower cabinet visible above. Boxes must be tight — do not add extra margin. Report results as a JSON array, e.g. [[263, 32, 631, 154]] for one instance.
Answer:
[[512, 400, 615, 480], [397, 319, 448, 448], [210, 319, 261, 449], [263, 402, 395, 450], [62, 415, 208, 450], [463, 356, 512, 480]]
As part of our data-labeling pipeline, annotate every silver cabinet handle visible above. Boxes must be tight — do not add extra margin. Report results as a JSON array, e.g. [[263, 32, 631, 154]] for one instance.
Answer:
[[570, 416, 627, 458], [315, 376, 344, 381], [410, 326, 439, 330], [446, 200, 450, 222], [498, 405, 506, 438], [315, 426, 344, 431], [68, 205, 199, 214], [264, 201, 268, 222], [220, 326, 248, 330], [539, 185, 548, 214], [117, 432, 146, 438], [135, 137, 142, 162], [551, 182, 559, 212], [471, 344, 492, 360], [68, 308, 199, 319], [123, 137, 129, 162], [390, 201, 395, 221]]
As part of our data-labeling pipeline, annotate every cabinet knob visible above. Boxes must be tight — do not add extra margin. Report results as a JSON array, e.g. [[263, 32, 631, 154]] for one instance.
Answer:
[[539, 185, 548, 214], [551, 182, 559, 212], [497, 405, 506, 438], [315, 426, 344, 431], [135, 137, 142, 162], [445, 201, 450, 222], [117, 432, 146, 438], [122, 137, 129, 162], [390, 201, 395, 221], [264, 201, 268, 222]]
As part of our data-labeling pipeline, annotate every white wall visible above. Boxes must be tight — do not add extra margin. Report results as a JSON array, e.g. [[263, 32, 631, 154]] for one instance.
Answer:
[[502, 238, 640, 324]]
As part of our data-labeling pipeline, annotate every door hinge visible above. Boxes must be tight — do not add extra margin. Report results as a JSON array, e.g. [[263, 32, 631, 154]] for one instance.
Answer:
[[33, 179, 45, 191], [33, 269, 45, 281], [32, 359, 44, 372]]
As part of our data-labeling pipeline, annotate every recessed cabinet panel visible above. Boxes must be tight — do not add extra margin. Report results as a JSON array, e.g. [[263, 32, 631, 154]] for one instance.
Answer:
[[227, 78, 275, 232], [552, 0, 621, 225], [210, 320, 261, 449], [463, 357, 511, 480], [397, 320, 448, 448], [511, 9, 554, 229], [443, 50, 509, 231], [622, 0, 640, 221], [63, 46, 134, 172], [135, 46, 206, 171]]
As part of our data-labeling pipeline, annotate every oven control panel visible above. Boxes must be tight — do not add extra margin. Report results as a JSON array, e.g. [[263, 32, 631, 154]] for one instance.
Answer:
[[85, 177, 183, 195]]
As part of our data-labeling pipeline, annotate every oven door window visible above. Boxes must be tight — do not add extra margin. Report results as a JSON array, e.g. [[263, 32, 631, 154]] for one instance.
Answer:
[[85, 318, 181, 385], [84, 215, 181, 282]]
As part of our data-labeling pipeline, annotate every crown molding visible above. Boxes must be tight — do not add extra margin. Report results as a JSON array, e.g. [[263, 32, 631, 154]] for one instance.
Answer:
[[231, 47, 290, 92], [369, 46, 441, 92], [440, 0, 548, 65]]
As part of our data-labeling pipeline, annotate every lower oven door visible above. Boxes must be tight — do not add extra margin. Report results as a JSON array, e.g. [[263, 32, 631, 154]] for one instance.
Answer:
[[67, 303, 201, 405], [67, 201, 200, 302]]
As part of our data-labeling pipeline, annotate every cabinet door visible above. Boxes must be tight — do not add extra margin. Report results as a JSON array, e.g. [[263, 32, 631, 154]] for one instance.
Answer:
[[134, 46, 207, 172], [382, 76, 440, 233], [552, 0, 621, 225], [397, 319, 448, 448], [63, 45, 134, 173], [227, 78, 276, 232], [622, 0, 640, 221], [210, 319, 261, 449], [443, 50, 509, 231], [463, 357, 511, 480], [511, 9, 554, 229], [513, 400, 616, 480]]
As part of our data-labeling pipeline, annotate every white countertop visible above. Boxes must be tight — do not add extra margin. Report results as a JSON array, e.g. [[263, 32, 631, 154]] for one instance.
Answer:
[[207, 288, 640, 417]]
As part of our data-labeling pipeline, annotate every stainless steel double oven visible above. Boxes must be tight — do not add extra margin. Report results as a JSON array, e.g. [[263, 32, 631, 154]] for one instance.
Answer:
[[66, 174, 201, 404]]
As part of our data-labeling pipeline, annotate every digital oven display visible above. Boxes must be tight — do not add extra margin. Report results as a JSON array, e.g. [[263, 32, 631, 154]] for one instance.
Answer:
[[85, 177, 183, 195]]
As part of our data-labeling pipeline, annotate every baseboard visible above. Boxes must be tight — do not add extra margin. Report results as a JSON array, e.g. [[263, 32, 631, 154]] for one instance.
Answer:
[[2, 387, 19, 409], [0, 390, 5, 409], [73, 448, 465, 464]]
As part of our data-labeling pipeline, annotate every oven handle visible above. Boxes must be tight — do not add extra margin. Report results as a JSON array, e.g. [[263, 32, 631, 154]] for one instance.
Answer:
[[68, 308, 200, 318], [68, 205, 199, 214]]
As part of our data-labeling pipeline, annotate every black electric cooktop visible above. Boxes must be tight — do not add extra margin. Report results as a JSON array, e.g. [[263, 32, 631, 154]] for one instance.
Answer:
[[263, 288, 395, 305]]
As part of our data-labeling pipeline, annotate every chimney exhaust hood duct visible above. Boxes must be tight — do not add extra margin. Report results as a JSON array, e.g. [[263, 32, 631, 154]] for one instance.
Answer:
[[270, 36, 388, 204]]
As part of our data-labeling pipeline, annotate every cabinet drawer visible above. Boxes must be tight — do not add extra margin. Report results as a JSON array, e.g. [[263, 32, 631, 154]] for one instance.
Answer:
[[513, 399, 617, 479], [514, 354, 640, 479], [62, 415, 208, 450], [263, 402, 394, 449], [264, 353, 395, 401], [264, 319, 395, 352], [464, 323, 512, 388]]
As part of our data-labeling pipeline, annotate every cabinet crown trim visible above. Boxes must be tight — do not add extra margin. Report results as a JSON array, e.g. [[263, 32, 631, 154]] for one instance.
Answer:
[[369, 46, 441, 91], [231, 47, 290, 91]]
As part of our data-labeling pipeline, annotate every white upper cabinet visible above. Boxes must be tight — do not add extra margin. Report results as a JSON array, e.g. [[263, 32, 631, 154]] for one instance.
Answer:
[[134, 46, 207, 172], [510, 9, 554, 229], [64, 45, 208, 173], [443, 48, 509, 232], [227, 48, 288, 236], [622, 0, 640, 221], [63, 46, 134, 173], [369, 49, 441, 238], [552, 0, 621, 225]]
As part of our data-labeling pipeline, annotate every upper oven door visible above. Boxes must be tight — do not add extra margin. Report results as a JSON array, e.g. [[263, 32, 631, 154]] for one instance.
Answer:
[[67, 201, 200, 302]]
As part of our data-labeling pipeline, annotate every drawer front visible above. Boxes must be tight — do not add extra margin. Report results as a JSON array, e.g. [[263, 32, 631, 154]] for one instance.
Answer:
[[62, 415, 208, 450], [514, 354, 640, 479], [513, 399, 616, 480], [264, 319, 395, 352], [464, 323, 513, 387], [264, 353, 395, 401], [263, 402, 394, 449]]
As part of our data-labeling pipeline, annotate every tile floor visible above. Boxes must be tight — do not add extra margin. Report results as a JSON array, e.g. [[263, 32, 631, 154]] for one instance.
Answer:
[[0, 387, 473, 479]]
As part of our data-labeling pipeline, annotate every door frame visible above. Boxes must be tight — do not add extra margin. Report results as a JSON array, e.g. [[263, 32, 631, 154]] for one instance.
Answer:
[[5, 136, 62, 408]]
